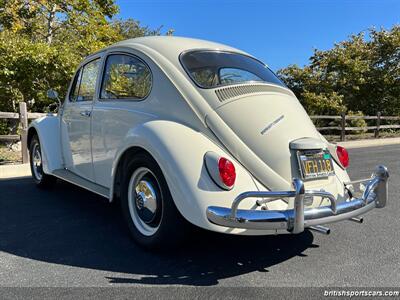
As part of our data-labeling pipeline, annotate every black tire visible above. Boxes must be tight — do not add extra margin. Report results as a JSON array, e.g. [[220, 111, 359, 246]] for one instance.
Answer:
[[29, 135, 57, 189], [121, 152, 189, 249]]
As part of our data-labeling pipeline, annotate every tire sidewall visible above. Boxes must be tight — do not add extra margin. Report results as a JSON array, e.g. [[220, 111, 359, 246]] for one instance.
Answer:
[[29, 136, 43, 185], [29, 135, 56, 188], [121, 153, 186, 248]]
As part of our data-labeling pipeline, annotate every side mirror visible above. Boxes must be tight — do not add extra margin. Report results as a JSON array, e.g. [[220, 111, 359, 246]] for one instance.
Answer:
[[47, 89, 59, 100], [46, 89, 62, 113]]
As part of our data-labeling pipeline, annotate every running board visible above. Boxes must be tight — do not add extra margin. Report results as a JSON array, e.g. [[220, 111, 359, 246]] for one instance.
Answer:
[[52, 169, 109, 199]]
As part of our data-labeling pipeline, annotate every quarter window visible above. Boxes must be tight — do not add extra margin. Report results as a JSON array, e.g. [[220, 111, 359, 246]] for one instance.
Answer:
[[69, 69, 82, 102], [69, 59, 100, 102], [100, 54, 152, 100]]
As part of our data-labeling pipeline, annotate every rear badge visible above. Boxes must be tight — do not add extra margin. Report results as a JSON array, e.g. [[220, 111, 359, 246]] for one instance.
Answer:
[[260, 115, 284, 135]]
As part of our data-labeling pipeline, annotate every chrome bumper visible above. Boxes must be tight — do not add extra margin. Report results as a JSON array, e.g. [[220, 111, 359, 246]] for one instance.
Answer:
[[206, 165, 389, 234]]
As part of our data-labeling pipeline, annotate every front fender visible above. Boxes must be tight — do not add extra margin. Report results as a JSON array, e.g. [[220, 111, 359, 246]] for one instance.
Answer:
[[28, 116, 62, 174], [111, 120, 272, 233]]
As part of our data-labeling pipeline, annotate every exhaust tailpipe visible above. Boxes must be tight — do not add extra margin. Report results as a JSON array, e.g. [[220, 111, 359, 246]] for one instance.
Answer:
[[308, 225, 330, 235], [349, 217, 364, 223]]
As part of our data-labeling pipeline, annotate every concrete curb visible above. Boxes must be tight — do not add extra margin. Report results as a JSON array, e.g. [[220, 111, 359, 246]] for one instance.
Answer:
[[0, 163, 31, 179], [338, 137, 400, 149]]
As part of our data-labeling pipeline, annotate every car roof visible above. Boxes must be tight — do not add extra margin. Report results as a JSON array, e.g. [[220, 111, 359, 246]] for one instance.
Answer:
[[100, 36, 253, 61]]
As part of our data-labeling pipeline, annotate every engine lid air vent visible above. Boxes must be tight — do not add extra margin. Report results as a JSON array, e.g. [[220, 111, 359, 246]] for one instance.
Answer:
[[214, 84, 292, 102]]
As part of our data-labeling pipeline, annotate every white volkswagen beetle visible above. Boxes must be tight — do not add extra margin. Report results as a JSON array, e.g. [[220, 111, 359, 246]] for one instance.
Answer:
[[28, 36, 389, 248]]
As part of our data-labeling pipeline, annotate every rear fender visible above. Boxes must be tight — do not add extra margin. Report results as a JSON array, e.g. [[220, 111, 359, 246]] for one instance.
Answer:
[[110, 120, 264, 232]]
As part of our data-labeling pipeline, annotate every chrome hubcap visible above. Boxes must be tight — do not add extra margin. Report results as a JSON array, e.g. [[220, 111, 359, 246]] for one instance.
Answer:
[[128, 167, 162, 236], [135, 180, 158, 223], [32, 143, 43, 181]]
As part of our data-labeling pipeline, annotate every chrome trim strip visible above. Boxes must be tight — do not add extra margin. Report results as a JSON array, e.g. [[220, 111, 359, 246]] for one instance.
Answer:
[[206, 165, 389, 233], [260, 115, 285, 135]]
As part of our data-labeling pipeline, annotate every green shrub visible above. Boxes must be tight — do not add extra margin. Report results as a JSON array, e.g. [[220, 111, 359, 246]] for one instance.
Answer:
[[347, 111, 368, 134]]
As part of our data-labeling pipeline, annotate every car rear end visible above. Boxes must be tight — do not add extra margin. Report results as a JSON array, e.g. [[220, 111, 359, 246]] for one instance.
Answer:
[[180, 49, 389, 235]]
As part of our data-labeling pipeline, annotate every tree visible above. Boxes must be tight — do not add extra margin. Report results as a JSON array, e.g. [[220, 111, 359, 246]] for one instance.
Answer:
[[0, 0, 118, 44], [0, 0, 168, 117], [278, 25, 400, 116], [112, 19, 164, 40], [0, 30, 81, 112]]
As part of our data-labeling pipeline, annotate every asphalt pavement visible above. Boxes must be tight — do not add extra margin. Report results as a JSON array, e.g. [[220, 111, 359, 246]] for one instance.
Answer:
[[0, 144, 399, 288]]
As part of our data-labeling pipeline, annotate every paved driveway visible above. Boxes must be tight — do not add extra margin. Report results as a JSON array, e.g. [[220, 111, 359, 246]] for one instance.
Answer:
[[0, 145, 399, 287]]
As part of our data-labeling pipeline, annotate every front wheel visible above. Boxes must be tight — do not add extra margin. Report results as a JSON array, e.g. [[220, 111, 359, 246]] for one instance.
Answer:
[[29, 135, 56, 188], [121, 152, 189, 249]]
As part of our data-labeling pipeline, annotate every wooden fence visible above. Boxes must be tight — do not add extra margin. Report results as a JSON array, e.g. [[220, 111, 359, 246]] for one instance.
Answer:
[[1, 103, 400, 163], [311, 112, 400, 141], [0, 102, 46, 163]]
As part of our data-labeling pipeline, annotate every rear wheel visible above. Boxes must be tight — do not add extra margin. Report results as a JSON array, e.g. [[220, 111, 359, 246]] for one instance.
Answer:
[[121, 152, 189, 249], [29, 135, 56, 188]]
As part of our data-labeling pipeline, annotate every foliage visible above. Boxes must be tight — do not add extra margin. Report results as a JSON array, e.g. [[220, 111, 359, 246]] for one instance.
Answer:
[[278, 26, 400, 116], [0, 30, 81, 112], [0, 0, 167, 117], [298, 91, 345, 115], [347, 111, 368, 134], [0, 0, 118, 43]]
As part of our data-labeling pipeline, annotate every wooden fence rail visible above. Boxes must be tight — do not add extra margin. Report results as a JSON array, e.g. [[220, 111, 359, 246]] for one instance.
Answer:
[[0, 102, 47, 163], [311, 112, 400, 141], [1, 103, 399, 163]]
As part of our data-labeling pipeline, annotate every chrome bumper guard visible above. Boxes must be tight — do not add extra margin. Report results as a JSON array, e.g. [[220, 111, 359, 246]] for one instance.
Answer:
[[206, 165, 389, 234]]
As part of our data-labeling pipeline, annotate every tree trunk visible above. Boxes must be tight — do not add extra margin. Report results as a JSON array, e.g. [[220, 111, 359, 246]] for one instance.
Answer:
[[46, 4, 57, 44]]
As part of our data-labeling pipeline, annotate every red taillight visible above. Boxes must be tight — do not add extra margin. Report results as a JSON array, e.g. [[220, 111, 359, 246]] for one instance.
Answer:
[[336, 146, 349, 168], [218, 157, 236, 187]]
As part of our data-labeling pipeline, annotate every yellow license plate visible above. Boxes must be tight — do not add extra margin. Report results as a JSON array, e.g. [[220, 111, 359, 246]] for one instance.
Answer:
[[297, 150, 335, 180]]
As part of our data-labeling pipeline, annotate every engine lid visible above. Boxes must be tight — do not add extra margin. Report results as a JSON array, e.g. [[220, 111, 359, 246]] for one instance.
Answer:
[[206, 92, 327, 189]]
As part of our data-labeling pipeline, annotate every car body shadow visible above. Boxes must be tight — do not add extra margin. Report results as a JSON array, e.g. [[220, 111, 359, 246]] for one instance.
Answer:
[[0, 177, 317, 286]]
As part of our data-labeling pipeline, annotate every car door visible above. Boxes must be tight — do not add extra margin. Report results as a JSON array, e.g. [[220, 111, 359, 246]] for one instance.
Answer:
[[91, 52, 153, 188], [61, 58, 101, 181]]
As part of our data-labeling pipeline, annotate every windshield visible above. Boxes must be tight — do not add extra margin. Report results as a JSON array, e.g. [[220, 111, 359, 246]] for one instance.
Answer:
[[180, 50, 285, 89]]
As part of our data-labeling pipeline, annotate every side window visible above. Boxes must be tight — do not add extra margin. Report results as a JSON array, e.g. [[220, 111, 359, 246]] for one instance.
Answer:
[[69, 59, 100, 102], [100, 54, 152, 100]]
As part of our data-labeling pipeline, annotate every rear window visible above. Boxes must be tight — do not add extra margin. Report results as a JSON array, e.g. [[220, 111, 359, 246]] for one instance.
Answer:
[[180, 50, 285, 89]]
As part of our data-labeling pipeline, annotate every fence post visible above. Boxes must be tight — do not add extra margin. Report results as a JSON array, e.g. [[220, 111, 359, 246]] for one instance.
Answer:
[[375, 111, 381, 138], [340, 112, 346, 141], [19, 102, 29, 164]]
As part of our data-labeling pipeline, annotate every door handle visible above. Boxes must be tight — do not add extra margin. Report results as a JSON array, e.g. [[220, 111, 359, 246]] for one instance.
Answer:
[[80, 110, 91, 117]]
